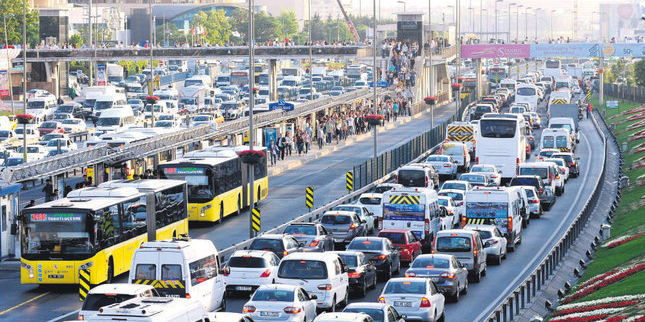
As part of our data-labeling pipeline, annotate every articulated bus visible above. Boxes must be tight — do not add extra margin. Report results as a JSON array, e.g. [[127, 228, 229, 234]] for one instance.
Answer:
[[158, 146, 268, 223], [475, 115, 528, 182], [20, 180, 188, 285]]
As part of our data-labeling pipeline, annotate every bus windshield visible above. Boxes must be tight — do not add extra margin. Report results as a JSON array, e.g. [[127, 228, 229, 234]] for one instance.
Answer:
[[22, 211, 94, 259], [517, 87, 536, 96], [479, 119, 517, 138], [160, 167, 212, 202]]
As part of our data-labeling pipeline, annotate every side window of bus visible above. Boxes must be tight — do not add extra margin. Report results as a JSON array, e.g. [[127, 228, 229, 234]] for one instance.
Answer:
[[122, 196, 147, 237], [189, 255, 218, 286], [155, 192, 165, 229], [97, 205, 121, 246]]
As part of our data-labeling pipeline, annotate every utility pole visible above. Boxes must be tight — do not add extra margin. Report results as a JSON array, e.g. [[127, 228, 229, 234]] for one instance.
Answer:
[[479, 0, 482, 42], [3, 14, 15, 115], [516, 5, 522, 44], [22, 0, 27, 161], [248, 0, 256, 239], [308, 0, 312, 101], [148, 0, 154, 127], [429, 0, 433, 128]]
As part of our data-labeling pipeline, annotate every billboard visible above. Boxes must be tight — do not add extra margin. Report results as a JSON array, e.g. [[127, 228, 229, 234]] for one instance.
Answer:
[[96, 64, 106, 86], [462, 43, 645, 59], [0, 70, 8, 97], [461, 44, 530, 58], [530, 44, 602, 58]]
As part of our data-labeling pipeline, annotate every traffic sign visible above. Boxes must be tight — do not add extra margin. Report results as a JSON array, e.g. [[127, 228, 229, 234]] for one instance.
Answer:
[[251, 208, 261, 232], [346, 171, 354, 192], [269, 101, 295, 111], [79, 269, 90, 302], [306, 187, 314, 209]]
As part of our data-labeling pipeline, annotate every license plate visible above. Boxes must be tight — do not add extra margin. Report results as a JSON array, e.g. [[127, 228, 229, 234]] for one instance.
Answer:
[[394, 301, 412, 307], [334, 238, 345, 242], [260, 311, 280, 317], [431, 277, 441, 282], [48, 274, 64, 279], [236, 286, 252, 291]]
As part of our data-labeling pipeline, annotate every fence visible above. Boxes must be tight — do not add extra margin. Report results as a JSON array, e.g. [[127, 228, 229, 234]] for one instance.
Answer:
[[603, 83, 645, 103], [481, 110, 609, 322], [159, 72, 189, 86]]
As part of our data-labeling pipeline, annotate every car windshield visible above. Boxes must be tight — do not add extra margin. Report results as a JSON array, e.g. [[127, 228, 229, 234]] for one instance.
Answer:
[[520, 167, 548, 179], [471, 166, 494, 172], [539, 150, 556, 158], [524, 189, 536, 197], [551, 123, 572, 133], [510, 178, 538, 186], [359, 197, 381, 205], [158, 115, 173, 120], [411, 257, 450, 269], [441, 182, 465, 190], [82, 294, 136, 311], [321, 215, 351, 225], [278, 260, 328, 279], [333, 206, 361, 216], [344, 308, 385, 322], [439, 192, 463, 201], [252, 289, 294, 302], [27, 101, 45, 109], [427, 156, 449, 162], [180, 98, 196, 104], [398, 170, 425, 187], [436, 236, 471, 252], [284, 225, 317, 236], [96, 118, 120, 126], [553, 154, 573, 163], [62, 119, 79, 125], [337, 254, 358, 268], [347, 240, 382, 251], [378, 232, 406, 244], [47, 140, 66, 147], [57, 106, 73, 113], [383, 281, 426, 294], [3, 158, 24, 166], [127, 100, 141, 105], [228, 256, 266, 268], [249, 239, 284, 252], [94, 101, 114, 111]]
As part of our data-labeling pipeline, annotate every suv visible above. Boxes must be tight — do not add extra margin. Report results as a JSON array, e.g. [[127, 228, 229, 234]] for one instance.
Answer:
[[509, 175, 555, 211], [283, 222, 334, 252], [247, 234, 301, 259], [433, 229, 487, 282], [396, 164, 440, 189], [552, 152, 580, 178], [320, 211, 368, 245]]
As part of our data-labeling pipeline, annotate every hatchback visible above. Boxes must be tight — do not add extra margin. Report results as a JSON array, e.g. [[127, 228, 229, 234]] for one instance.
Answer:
[[243, 284, 318, 322], [404, 254, 469, 302], [377, 229, 423, 264], [224, 250, 281, 294], [320, 211, 367, 245], [247, 234, 301, 259], [346, 237, 401, 280]]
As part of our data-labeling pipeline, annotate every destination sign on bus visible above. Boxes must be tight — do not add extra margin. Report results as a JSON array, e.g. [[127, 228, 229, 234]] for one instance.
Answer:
[[163, 167, 205, 175], [231, 72, 247, 76], [30, 213, 84, 222]]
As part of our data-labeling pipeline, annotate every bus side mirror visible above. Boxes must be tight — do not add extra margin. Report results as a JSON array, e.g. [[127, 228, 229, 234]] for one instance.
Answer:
[[10, 223, 18, 235]]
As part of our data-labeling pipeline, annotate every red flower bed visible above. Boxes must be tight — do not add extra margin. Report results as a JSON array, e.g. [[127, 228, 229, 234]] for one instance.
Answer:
[[577, 270, 619, 291], [605, 317, 628, 322], [15, 114, 34, 119], [550, 315, 607, 322], [608, 234, 644, 249], [553, 301, 639, 317], [364, 114, 385, 121], [237, 150, 266, 158], [451, 83, 463, 89], [562, 264, 645, 304]]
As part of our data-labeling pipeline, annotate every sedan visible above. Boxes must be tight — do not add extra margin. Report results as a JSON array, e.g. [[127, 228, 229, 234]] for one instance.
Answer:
[[333, 251, 377, 297], [404, 254, 468, 302], [320, 211, 368, 245], [38, 121, 65, 136], [536, 148, 559, 161], [439, 180, 472, 193], [458, 173, 490, 187], [377, 229, 422, 264], [463, 224, 507, 265], [378, 278, 445, 322], [283, 222, 334, 252], [332, 205, 375, 234], [469, 164, 502, 186], [61, 118, 86, 133], [346, 237, 400, 280], [243, 284, 317, 322], [224, 250, 281, 294], [247, 234, 301, 259], [424, 155, 458, 179], [437, 196, 462, 229], [437, 190, 466, 208], [344, 303, 407, 322], [552, 152, 580, 178]]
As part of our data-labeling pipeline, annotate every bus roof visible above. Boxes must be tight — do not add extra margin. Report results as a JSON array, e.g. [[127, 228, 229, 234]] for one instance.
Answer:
[[98, 179, 186, 192], [28, 193, 145, 212]]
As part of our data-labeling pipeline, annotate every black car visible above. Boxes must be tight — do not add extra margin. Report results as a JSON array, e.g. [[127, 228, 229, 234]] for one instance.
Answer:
[[552, 153, 580, 178], [346, 237, 400, 280], [56, 103, 84, 119], [509, 175, 556, 210], [320, 211, 368, 245], [333, 251, 377, 297], [283, 222, 334, 252], [247, 234, 301, 259]]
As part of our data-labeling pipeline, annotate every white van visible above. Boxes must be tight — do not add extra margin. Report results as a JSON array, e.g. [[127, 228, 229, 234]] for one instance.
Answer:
[[129, 238, 226, 312], [185, 75, 212, 88], [439, 142, 471, 171], [464, 187, 523, 252], [275, 252, 349, 311], [541, 128, 573, 152], [154, 88, 180, 102], [382, 187, 441, 251], [86, 297, 209, 322], [216, 74, 231, 87], [144, 103, 168, 120], [96, 107, 136, 133], [27, 96, 57, 120], [93, 94, 128, 120], [548, 117, 578, 143]]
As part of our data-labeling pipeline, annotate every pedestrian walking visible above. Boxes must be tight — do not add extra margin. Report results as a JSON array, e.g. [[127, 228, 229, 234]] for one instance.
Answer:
[[587, 102, 592, 119], [43, 179, 54, 202], [277, 134, 286, 160], [268, 139, 278, 165], [285, 132, 293, 156]]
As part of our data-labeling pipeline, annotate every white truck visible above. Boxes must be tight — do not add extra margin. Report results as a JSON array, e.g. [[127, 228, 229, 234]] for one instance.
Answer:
[[105, 64, 124, 85], [179, 86, 207, 113]]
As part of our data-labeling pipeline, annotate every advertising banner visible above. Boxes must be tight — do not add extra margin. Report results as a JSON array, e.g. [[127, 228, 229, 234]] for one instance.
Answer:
[[0, 70, 8, 97], [530, 43, 602, 58], [461, 44, 530, 59], [601, 43, 645, 58], [97, 64, 106, 86]]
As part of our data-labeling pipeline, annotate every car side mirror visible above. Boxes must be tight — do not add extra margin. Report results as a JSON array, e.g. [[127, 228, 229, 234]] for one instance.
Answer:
[[243, 246, 248, 250], [369, 212, 374, 216], [484, 241, 491, 247], [361, 219, 366, 224], [498, 170, 503, 174], [310, 294, 318, 300], [401, 315, 408, 320]]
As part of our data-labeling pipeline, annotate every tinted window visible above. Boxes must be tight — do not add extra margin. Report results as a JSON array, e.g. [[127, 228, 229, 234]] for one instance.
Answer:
[[441, 183, 466, 191], [321, 215, 352, 225], [189, 255, 218, 286], [517, 87, 536, 96], [556, 136, 568, 148], [461, 175, 485, 183], [480, 119, 517, 138], [476, 230, 493, 239], [337, 254, 358, 268], [347, 239, 383, 251], [344, 308, 384, 322], [436, 237, 472, 252], [411, 257, 450, 268], [398, 170, 425, 187], [284, 225, 317, 235], [378, 232, 406, 244], [249, 239, 284, 252], [519, 167, 547, 179], [161, 264, 182, 280], [438, 192, 463, 201], [278, 260, 328, 279], [252, 289, 294, 302], [135, 264, 156, 280], [359, 197, 382, 205], [82, 294, 135, 311], [383, 281, 426, 294], [524, 189, 535, 197], [228, 256, 266, 268], [509, 178, 538, 187]]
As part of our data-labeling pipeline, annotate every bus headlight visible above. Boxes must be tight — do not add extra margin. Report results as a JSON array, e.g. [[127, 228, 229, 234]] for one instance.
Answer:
[[21, 261, 33, 277], [201, 204, 212, 217], [79, 261, 94, 270]]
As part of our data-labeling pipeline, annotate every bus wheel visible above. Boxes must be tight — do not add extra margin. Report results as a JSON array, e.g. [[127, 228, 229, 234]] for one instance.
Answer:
[[106, 258, 114, 284], [236, 197, 241, 216], [217, 203, 224, 225]]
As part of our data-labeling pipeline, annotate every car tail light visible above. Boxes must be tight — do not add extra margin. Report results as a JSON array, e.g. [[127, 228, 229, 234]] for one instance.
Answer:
[[406, 272, 417, 277], [318, 284, 332, 290], [373, 254, 387, 261], [243, 305, 256, 313], [508, 216, 513, 232], [308, 240, 320, 247], [284, 307, 302, 314], [425, 218, 430, 234], [462, 216, 467, 228], [260, 269, 271, 278], [78, 315, 84, 321], [531, 199, 540, 204], [425, 176, 429, 187], [431, 236, 437, 254], [283, 251, 288, 257], [555, 175, 560, 179], [420, 297, 432, 307], [222, 269, 230, 276], [378, 297, 386, 303], [349, 223, 357, 230], [186, 293, 191, 299], [402, 248, 410, 253], [491, 175, 498, 178], [440, 272, 456, 279], [348, 271, 361, 278], [378, 217, 383, 230], [568, 162, 575, 166], [472, 236, 477, 256], [444, 164, 452, 167]]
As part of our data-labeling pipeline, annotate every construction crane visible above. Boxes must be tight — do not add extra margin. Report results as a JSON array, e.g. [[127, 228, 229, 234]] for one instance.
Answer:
[[335, 0, 362, 43]]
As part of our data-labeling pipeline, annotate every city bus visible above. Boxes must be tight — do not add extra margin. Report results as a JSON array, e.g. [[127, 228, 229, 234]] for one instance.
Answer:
[[158, 146, 268, 223], [231, 70, 250, 86], [543, 59, 562, 78], [475, 115, 527, 182], [19, 180, 188, 285]]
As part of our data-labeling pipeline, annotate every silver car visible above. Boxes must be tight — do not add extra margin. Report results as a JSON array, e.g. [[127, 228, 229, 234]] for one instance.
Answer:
[[463, 224, 507, 265], [378, 278, 446, 322], [283, 222, 334, 252], [404, 254, 469, 302]]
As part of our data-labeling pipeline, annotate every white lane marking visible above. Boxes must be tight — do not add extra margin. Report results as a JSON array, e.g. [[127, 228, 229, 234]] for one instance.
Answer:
[[44, 309, 79, 322], [473, 129, 594, 322]]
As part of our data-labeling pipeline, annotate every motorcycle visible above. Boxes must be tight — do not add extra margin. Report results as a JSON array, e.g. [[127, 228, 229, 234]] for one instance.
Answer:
[[578, 107, 584, 120]]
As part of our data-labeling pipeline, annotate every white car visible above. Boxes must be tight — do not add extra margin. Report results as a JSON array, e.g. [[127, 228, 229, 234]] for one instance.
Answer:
[[224, 250, 281, 294], [13, 126, 39, 141], [469, 164, 502, 186], [45, 138, 78, 152], [243, 284, 318, 322], [38, 133, 69, 146], [154, 120, 181, 128], [26, 89, 55, 100], [333, 204, 375, 234], [463, 224, 508, 265], [208, 313, 255, 322], [314, 312, 374, 322], [79, 283, 159, 321], [439, 180, 473, 193], [437, 196, 462, 229], [378, 277, 446, 322], [356, 193, 383, 224], [424, 155, 458, 179], [343, 303, 407, 322], [543, 158, 570, 182], [61, 118, 87, 133], [437, 189, 466, 208], [17, 145, 48, 161]]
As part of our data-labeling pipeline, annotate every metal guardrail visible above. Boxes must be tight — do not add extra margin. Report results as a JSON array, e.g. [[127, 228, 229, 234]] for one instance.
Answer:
[[481, 110, 609, 322], [1, 88, 380, 183]]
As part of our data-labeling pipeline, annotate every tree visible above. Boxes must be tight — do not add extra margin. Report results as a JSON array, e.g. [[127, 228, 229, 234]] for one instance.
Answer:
[[635, 59, 645, 87], [277, 10, 298, 40], [69, 34, 82, 47], [155, 23, 186, 46], [0, 1, 40, 47], [193, 9, 232, 45], [76, 25, 113, 45], [230, 9, 281, 43]]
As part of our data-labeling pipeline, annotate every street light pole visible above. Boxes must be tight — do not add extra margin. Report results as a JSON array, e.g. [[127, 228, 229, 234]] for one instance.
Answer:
[[3, 14, 15, 115], [22, 0, 27, 161], [494, 0, 502, 43], [516, 5, 522, 44], [524, 7, 531, 43], [308, 0, 312, 101], [456, 0, 461, 116], [479, 0, 482, 42], [429, 0, 433, 128], [88, 0, 93, 85], [248, 0, 256, 239], [148, 0, 154, 127], [507, 3, 515, 43], [397, 1, 406, 12], [550, 10, 555, 41], [535, 9, 540, 43]]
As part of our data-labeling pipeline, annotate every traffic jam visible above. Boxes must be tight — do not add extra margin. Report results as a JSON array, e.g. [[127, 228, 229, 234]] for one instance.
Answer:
[[18, 58, 592, 322]]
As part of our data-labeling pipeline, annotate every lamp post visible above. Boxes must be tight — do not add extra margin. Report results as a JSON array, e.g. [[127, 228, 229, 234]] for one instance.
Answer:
[[148, 0, 154, 127], [22, 0, 27, 161], [571, 10, 577, 41], [3, 14, 15, 115], [428, 0, 433, 128], [494, 0, 502, 43], [88, 0, 93, 85], [482, 9, 488, 41], [372, 0, 377, 132], [397, 1, 406, 12], [524, 7, 531, 43], [534, 9, 540, 43], [515, 4, 522, 44], [456, 0, 461, 116], [248, 0, 256, 238], [550, 9, 556, 41], [507, 2, 515, 43], [308, 0, 312, 101], [479, 0, 483, 42]]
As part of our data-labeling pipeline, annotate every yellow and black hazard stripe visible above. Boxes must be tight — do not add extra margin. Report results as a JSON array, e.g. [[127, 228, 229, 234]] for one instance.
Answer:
[[389, 195, 421, 205], [346, 171, 354, 192], [79, 269, 90, 302], [133, 279, 186, 289], [550, 99, 567, 105], [447, 126, 474, 142], [305, 187, 314, 209], [251, 208, 261, 232], [465, 218, 495, 225]]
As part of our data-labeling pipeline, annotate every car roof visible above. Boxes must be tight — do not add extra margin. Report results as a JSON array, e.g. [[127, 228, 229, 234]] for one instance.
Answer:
[[88, 283, 154, 295], [315, 312, 370, 321], [282, 252, 340, 261], [438, 189, 464, 194], [345, 302, 389, 310], [322, 210, 356, 216], [415, 253, 454, 260], [437, 229, 478, 236], [256, 234, 291, 240], [255, 283, 299, 291], [472, 164, 496, 168], [231, 250, 274, 258], [350, 237, 387, 243], [287, 222, 319, 226], [387, 277, 429, 284]]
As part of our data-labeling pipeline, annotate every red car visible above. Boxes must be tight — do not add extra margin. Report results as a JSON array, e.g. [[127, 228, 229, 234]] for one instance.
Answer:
[[38, 121, 65, 136], [377, 229, 422, 264]]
